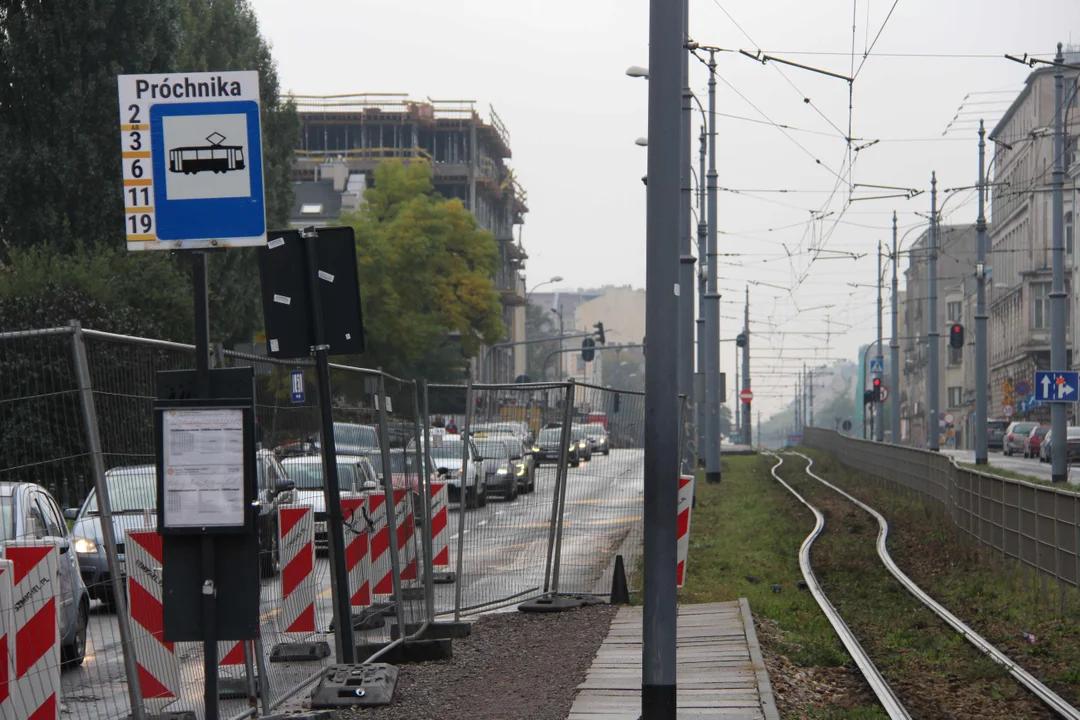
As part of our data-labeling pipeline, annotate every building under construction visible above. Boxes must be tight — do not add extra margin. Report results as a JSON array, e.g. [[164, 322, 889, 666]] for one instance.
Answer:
[[289, 94, 529, 382]]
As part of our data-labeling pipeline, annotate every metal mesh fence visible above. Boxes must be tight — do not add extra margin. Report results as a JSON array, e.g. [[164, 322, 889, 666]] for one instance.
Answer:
[[804, 427, 1080, 599]]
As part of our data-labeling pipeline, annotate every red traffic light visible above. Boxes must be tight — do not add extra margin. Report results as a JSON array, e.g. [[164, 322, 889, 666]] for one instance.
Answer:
[[949, 323, 965, 349], [872, 377, 882, 388]]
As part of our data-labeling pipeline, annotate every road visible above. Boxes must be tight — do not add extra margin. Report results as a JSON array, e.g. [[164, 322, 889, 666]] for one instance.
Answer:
[[62, 449, 644, 720], [943, 448, 1080, 484]]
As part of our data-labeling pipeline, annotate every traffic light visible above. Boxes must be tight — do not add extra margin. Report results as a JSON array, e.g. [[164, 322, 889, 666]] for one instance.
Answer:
[[613, 393, 621, 414], [582, 337, 596, 362], [863, 390, 874, 405], [949, 323, 964, 349], [735, 333, 747, 348], [872, 377, 882, 402], [594, 322, 606, 345]]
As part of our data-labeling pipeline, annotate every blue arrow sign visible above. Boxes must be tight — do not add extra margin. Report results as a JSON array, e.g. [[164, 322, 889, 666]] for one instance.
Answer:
[[1034, 370, 1079, 403], [869, 358, 884, 376], [290, 370, 305, 404]]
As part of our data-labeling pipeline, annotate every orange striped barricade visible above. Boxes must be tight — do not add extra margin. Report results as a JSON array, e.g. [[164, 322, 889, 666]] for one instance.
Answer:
[[676, 475, 695, 588], [270, 505, 329, 663], [5, 543, 60, 720], [125, 531, 180, 713], [428, 483, 455, 584]]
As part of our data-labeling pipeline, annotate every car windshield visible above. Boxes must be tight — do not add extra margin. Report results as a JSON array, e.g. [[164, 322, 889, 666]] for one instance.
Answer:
[[571, 428, 590, 442], [334, 424, 379, 450], [1068, 428, 1080, 439], [474, 440, 509, 460], [1032, 427, 1049, 437], [1013, 423, 1037, 434], [431, 446, 466, 465], [85, 469, 157, 514], [364, 453, 414, 475], [538, 429, 562, 443], [987, 421, 1008, 430], [281, 459, 357, 491], [585, 424, 606, 436]]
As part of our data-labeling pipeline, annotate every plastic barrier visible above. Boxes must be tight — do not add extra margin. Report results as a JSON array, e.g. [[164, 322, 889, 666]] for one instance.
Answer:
[[368, 490, 416, 598], [429, 482, 450, 571], [6, 543, 60, 720], [676, 475, 695, 588], [279, 506, 316, 635], [126, 531, 181, 713], [341, 497, 371, 608], [0, 559, 13, 720]]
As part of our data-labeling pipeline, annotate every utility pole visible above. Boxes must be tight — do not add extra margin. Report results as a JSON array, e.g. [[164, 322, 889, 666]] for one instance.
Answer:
[[742, 286, 751, 445], [808, 369, 814, 427], [756, 410, 761, 449], [641, 0, 680, 713], [890, 212, 900, 445], [928, 171, 941, 451], [678, 0, 695, 478], [975, 122, 989, 464], [696, 125, 707, 469], [876, 240, 884, 442], [802, 364, 808, 433], [705, 48, 722, 484], [1051, 43, 1068, 483]]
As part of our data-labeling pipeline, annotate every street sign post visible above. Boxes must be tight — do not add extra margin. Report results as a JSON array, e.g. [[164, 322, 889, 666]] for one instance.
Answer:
[[739, 388, 753, 404], [878, 386, 889, 403], [1003, 404, 1015, 418], [117, 71, 265, 251], [1035, 371, 1080, 403], [869, 358, 884, 376]]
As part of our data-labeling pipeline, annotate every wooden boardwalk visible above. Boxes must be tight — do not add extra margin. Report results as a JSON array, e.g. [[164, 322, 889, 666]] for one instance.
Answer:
[[567, 600, 779, 719]]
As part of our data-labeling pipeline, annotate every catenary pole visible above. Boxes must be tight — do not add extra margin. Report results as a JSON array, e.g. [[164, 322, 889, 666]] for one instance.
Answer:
[[808, 368, 814, 427], [975, 122, 989, 464], [642, 0, 681, 713], [890, 212, 901, 444], [696, 126, 707, 468], [678, 0, 695, 476], [1051, 43, 1068, 483], [705, 47, 722, 484], [876, 240, 884, 441], [742, 286, 751, 444], [928, 171, 941, 451]]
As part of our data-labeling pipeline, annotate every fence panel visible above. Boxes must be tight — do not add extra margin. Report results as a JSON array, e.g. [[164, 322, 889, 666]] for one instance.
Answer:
[[804, 427, 1080, 597]]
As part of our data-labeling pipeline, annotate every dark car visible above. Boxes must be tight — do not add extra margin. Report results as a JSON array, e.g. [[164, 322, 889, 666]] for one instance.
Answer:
[[327, 423, 380, 455], [473, 438, 525, 501], [986, 419, 1009, 450], [582, 422, 611, 455], [570, 426, 593, 462], [534, 427, 580, 467]]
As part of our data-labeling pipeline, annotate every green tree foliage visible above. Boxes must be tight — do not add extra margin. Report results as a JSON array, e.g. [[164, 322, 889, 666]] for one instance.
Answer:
[[0, 0, 297, 345], [341, 161, 505, 381], [525, 303, 560, 380]]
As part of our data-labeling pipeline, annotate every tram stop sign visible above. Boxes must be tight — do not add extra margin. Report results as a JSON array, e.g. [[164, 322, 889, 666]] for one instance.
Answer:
[[739, 388, 754, 404], [117, 71, 266, 251]]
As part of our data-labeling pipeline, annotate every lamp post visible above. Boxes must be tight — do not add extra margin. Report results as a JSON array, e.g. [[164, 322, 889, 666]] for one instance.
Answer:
[[526, 276, 563, 303], [551, 307, 564, 380]]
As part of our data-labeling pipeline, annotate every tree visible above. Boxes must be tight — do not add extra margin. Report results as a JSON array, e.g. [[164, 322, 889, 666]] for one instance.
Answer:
[[341, 161, 505, 381], [525, 304, 560, 380], [719, 404, 733, 437]]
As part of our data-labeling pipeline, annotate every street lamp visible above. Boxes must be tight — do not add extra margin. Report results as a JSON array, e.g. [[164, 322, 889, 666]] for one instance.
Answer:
[[625, 65, 649, 79], [635, 137, 649, 147], [526, 276, 563, 303]]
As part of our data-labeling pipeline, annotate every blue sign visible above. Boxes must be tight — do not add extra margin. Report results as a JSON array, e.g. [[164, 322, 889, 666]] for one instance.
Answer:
[[1034, 371, 1079, 403], [290, 370, 305, 404], [869, 358, 884, 376], [1015, 380, 1031, 397]]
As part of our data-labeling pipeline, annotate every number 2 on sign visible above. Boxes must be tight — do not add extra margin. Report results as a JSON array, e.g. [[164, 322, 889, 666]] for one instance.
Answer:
[[127, 214, 153, 234]]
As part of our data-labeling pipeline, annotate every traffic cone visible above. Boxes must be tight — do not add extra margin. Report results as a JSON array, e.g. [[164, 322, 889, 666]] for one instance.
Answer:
[[610, 554, 630, 605]]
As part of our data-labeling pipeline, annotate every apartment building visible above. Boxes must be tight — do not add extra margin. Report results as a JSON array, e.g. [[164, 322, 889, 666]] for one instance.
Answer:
[[288, 94, 529, 382], [989, 53, 1080, 419], [574, 286, 647, 386], [900, 224, 977, 447]]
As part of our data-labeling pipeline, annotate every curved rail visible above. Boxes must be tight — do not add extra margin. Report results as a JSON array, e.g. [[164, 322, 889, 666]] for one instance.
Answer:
[[763, 453, 911, 720], [789, 451, 1080, 720]]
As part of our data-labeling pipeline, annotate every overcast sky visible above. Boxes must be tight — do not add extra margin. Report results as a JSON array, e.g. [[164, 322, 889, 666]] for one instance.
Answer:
[[252, 0, 1080, 421]]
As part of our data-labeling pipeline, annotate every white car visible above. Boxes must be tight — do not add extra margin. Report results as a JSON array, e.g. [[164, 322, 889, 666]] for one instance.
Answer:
[[280, 455, 378, 549], [412, 435, 488, 508]]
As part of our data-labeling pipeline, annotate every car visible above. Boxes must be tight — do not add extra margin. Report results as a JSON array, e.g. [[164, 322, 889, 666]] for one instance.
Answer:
[[582, 422, 611, 455], [472, 438, 525, 501], [326, 423, 380, 455], [1023, 426, 1049, 458], [6, 482, 90, 666], [1004, 421, 1039, 456], [1040, 429, 1052, 462], [280, 455, 378, 549], [986, 420, 1009, 450], [355, 449, 427, 495], [415, 435, 488, 508], [473, 429, 536, 492], [570, 426, 594, 462], [534, 426, 580, 467]]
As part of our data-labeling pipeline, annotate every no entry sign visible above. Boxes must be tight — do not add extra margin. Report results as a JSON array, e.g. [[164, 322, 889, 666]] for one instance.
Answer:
[[739, 388, 754, 404]]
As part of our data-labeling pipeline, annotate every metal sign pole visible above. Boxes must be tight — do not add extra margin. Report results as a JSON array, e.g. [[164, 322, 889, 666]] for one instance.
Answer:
[[301, 227, 356, 664]]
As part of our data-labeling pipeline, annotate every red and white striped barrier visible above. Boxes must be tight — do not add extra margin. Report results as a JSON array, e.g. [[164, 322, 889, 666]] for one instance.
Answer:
[[676, 475, 695, 588], [126, 531, 180, 713], [6, 542, 60, 720], [279, 506, 316, 635], [0, 559, 14, 720], [368, 490, 417, 598], [341, 497, 371, 608], [429, 482, 450, 571]]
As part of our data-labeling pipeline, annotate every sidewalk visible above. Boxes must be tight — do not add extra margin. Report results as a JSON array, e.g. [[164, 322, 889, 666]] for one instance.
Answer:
[[567, 600, 779, 719]]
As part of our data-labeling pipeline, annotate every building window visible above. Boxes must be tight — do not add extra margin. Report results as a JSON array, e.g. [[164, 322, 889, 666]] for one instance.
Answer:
[[1032, 281, 1051, 329], [946, 301, 962, 323], [948, 345, 963, 366], [948, 387, 963, 408], [1067, 211, 1074, 256]]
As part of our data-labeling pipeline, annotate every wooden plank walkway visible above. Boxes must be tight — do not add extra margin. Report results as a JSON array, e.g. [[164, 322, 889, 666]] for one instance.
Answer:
[[567, 600, 779, 720]]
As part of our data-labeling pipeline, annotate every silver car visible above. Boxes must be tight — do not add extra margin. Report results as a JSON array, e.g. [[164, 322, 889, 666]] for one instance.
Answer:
[[1004, 421, 1039, 456]]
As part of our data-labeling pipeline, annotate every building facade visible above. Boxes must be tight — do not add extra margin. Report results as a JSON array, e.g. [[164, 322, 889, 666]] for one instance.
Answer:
[[573, 286, 647, 386], [989, 56, 1080, 422], [288, 94, 529, 382]]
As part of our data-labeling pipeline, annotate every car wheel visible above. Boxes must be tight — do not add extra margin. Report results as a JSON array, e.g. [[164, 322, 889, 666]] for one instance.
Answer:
[[260, 526, 280, 578], [62, 600, 88, 667], [466, 486, 478, 509], [506, 477, 518, 501], [478, 485, 488, 508], [528, 471, 536, 493]]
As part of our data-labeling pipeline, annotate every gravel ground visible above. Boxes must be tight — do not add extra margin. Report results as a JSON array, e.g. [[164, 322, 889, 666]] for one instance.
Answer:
[[342, 604, 619, 720]]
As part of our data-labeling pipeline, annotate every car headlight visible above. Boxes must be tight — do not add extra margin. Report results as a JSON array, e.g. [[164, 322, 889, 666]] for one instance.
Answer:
[[598, 437, 607, 444], [73, 537, 98, 554], [531, 446, 540, 453], [516, 464, 526, 477], [569, 445, 575, 452], [578, 441, 587, 449], [496, 468, 509, 476]]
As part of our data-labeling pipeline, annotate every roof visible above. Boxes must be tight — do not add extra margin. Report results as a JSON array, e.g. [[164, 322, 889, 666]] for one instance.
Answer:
[[991, 51, 1080, 140], [291, 181, 343, 223]]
